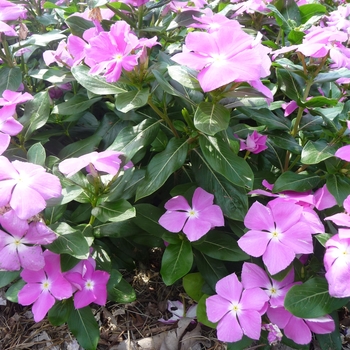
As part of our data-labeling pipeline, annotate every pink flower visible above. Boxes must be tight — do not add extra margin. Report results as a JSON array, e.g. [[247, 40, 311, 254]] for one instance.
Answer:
[[313, 184, 337, 210], [267, 306, 335, 345], [84, 21, 139, 83], [158, 187, 224, 241], [325, 195, 350, 239], [206, 272, 269, 342], [324, 233, 350, 297], [335, 121, 350, 161], [238, 201, 314, 275], [0, 105, 23, 154], [241, 262, 296, 308], [0, 156, 62, 220], [0, 210, 57, 271], [240, 130, 268, 154], [59, 150, 130, 177], [18, 250, 73, 322], [65, 260, 110, 309], [0, 89, 33, 106], [171, 23, 271, 94], [0, 0, 27, 21], [262, 323, 283, 345]]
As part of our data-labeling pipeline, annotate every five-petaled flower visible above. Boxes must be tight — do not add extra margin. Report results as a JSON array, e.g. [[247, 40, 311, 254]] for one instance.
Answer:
[[158, 187, 224, 241]]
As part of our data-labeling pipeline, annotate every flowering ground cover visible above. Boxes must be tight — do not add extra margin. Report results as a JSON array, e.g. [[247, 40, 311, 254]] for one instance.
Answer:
[[3, 0, 350, 348]]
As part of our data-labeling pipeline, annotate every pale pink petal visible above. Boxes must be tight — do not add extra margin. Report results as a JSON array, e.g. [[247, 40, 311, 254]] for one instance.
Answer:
[[344, 195, 350, 213], [74, 289, 96, 309], [216, 273, 242, 303], [0, 132, 10, 154], [206, 295, 231, 323], [183, 216, 211, 241], [198, 205, 224, 227], [164, 196, 191, 211], [50, 275, 73, 300], [0, 209, 28, 237], [241, 262, 271, 289], [270, 202, 302, 232], [314, 184, 337, 210], [325, 262, 350, 297], [27, 172, 62, 199], [59, 157, 91, 177], [325, 213, 350, 227], [263, 240, 295, 275], [171, 52, 212, 70], [284, 316, 311, 345], [244, 201, 274, 231], [0, 244, 20, 270], [305, 316, 335, 334], [335, 144, 350, 161], [18, 283, 42, 305], [267, 307, 292, 329], [239, 310, 262, 340], [93, 283, 108, 306], [191, 187, 214, 211], [217, 311, 243, 342], [300, 207, 325, 234], [32, 291, 56, 322], [0, 156, 17, 179], [240, 288, 269, 311], [1, 116, 23, 135], [0, 179, 15, 206], [238, 230, 270, 257], [17, 245, 45, 271], [21, 268, 46, 283], [158, 211, 188, 232], [280, 223, 313, 254], [25, 222, 57, 245]]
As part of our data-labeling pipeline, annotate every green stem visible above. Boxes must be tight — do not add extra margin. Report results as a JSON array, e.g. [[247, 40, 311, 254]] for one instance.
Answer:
[[137, 5, 144, 31], [148, 98, 179, 138], [0, 35, 14, 67]]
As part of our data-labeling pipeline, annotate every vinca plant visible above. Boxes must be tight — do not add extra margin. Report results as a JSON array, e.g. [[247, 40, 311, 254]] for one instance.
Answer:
[[1, 0, 350, 348]]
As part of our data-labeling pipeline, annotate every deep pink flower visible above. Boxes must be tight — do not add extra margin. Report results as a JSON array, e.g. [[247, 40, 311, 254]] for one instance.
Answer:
[[238, 201, 314, 275], [18, 250, 73, 322], [65, 260, 110, 309], [171, 22, 271, 94], [84, 21, 139, 83], [267, 306, 335, 345], [0, 156, 62, 220], [0, 210, 57, 271], [158, 187, 224, 241], [324, 233, 350, 297], [240, 130, 268, 154], [59, 150, 130, 177], [206, 272, 269, 342], [241, 262, 296, 308]]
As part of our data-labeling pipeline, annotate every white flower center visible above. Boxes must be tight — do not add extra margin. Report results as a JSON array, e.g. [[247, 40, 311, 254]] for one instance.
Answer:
[[187, 208, 198, 218], [42, 279, 51, 291], [231, 303, 241, 316], [85, 280, 95, 290]]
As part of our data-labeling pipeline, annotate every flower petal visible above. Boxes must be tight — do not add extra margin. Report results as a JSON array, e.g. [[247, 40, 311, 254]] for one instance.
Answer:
[[158, 211, 188, 232]]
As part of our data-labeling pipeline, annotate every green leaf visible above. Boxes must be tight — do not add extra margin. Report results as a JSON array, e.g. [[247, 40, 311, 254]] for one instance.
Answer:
[[48, 299, 74, 326], [196, 294, 217, 328], [301, 140, 337, 165], [107, 270, 136, 303], [281, 0, 301, 27], [65, 15, 94, 36], [273, 171, 320, 192], [194, 102, 230, 136], [314, 68, 350, 84], [0, 271, 20, 288], [183, 272, 205, 302], [133, 203, 175, 241], [199, 134, 254, 189], [160, 240, 193, 286], [316, 312, 342, 350], [227, 336, 253, 350], [52, 95, 101, 115], [276, 68, 304, 101], [94, 220, 143, 238], [284, 277, 350, 318], [0, 67, 22, 95], [315, 233, 333, 247], [115, 88, 149, 113], [27, 142, 46, 166], [192, 231, 249, 261], [326, 174, 350, 206], [167, 65, 200, 90], [67, 307, 100, 350], [92, 199, 136, 223], [47, 222, 90, 259], [20, 91, 50, 140], [56, 185, 84, 205], [108, 118, 161, 161], [29, 68, 75, 84], [303, 96, 338, 108], [192, 150, 248, 221], [268, 133, 302, 154], [58, 133, 102, 159], [5, 279, 25, 303], [136, 138, 188, 200], [299, 3, 327, 23], [71, 66, 127, 95]]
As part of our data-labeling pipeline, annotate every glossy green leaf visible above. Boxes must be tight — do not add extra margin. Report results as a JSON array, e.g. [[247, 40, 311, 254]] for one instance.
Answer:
[[107, 270, 136, 303], [276, 68, 304, 101], [29, 68, 75, 84], [303, 96, 338, 108], [94, 220, 142, 238], [160, 240, 193, 286], [299, 3, 326, 23], [135, 138, 188, 200], [315, 233, 333, 247], [199, 135, 253, 189], [316, 312, 342, 350], [273, 171, 320, 192], [167, 65, 200, 89], [314, 68, 350, 84], [194, 102, 230, 136], [0, 271, 20, 288], [268, 133, 302, 154], [27, 142, 46, 166], [301, 140, 337, 165], [0, 67, 22, 95], [65, 15, 94, 36], [108, 118, 161, 161], [192, 150, 248, 221], [183, 272, 205, 302], [67, 307, 99, 350], [192, 231, 249, 261], [71, 65, 127, 95], [92, 199, 136, 223], [326, 174, 350, 206], [196, 294, 217, 328], [5, 279, 25, 303], [47, 223, 90, 259], [20, 91, 50, 140], [284, 277, 350, 318], [115, 88, 149, 113], [52, 95, 101, 115], [48, 299, 74, 326]]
